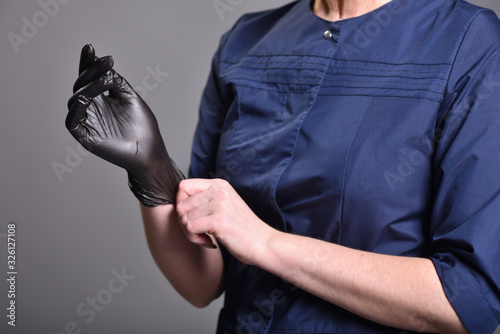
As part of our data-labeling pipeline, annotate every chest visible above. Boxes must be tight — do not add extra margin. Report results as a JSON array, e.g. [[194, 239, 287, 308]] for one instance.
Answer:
[[214, 53, 449, 252]]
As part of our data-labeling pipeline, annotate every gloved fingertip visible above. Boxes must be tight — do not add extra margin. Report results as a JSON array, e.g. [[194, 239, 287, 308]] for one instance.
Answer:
[[79, 44, 97, 74], [94, 56, 114, 72], [77, 95, 91, 106], [66, 97, 89, 132], [67, 94, 89, 110], [102, 55, 114, 67], [85, 44, 95, 55]]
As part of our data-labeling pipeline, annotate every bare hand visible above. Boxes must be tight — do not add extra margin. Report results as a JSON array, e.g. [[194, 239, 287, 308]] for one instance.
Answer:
[[176, 179, 275, 265]]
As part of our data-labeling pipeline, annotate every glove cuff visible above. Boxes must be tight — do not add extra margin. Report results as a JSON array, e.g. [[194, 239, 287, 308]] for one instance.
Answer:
[[128, 156, 185, 207]]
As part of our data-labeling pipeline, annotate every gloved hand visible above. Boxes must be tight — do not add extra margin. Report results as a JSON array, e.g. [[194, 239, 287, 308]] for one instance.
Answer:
[[66, 44, 184, 207]]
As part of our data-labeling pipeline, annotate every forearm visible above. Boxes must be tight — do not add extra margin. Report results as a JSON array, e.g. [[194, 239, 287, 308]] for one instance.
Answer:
[[257, 231, 468, 333], [140, 203, 224, 307]]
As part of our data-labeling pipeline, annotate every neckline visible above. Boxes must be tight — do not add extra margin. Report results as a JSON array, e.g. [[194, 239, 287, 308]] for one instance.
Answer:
[[308, 0, 400, 24]]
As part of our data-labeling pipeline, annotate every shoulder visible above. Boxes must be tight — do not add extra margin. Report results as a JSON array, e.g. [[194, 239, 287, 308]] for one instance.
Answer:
[[234, 1, 299, 26], [437, 0, 500, 66], [461, 3, 500, 45], [216, 1, 300, 60], [229, 0, 299, 35], [354, 0, 500, 65], [443, 1, 500, 73], [410, 0, 499, 24], [427, 0, 500, 42], [448, 0, 500, 40]]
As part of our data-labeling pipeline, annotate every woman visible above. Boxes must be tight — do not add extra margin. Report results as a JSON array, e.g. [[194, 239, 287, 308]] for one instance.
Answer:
[[66, 0, 500, 332]]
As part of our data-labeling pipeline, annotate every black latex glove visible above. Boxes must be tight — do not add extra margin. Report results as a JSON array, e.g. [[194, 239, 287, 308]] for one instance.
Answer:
[[66, 44, 184, 207]]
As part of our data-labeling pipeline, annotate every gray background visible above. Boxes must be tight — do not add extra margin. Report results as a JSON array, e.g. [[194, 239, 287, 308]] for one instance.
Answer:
[[0, 1, 499, 333]]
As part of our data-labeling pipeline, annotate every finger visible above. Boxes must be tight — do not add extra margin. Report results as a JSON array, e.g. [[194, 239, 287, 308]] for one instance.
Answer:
[[78, 44, 96, 75], [176, 191, 213, 221], [73, 56, 114, 93], [185, 232, 217, 249], [182, 214, 218, 244], [178, 197, 220, 237], [178, 198, 216, 227], [176, 179, 219, 202], [176, 194, 219, 249], [68, 70, 114, 109], [65, 95, 91, 140], [108, 69, 138, 100]]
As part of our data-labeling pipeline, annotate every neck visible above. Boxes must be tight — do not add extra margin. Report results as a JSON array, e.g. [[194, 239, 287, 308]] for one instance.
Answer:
[[313, 0, 392, 21]]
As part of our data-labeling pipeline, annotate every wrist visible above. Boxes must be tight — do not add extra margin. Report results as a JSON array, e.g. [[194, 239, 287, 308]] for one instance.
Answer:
[[250, 224, 283, 268], [128, 154, 185, 207]]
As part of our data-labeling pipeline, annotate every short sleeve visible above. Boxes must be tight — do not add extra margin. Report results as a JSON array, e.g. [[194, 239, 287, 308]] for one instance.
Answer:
[[430, 10, 500, 333]]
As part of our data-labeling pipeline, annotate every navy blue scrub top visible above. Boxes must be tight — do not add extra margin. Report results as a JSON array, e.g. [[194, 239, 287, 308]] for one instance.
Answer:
[[189, 0, 500, 332]]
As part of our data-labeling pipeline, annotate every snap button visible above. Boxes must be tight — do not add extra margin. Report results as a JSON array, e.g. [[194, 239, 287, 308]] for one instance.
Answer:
[[323, 30, 333, 39]]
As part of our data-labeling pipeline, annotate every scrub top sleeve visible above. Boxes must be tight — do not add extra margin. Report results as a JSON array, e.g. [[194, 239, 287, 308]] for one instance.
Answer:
[[430, 10, 500, 334], [188, 30, 233, 180]]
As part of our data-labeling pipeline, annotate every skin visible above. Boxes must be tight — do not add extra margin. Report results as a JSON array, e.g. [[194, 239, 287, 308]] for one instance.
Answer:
[[140, 1, 470, 333], [314, 0, 392, 21]]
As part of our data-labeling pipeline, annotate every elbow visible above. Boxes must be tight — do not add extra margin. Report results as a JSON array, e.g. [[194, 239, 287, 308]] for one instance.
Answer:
[[186, 295, 216, 309], [184, 285, 224, 308], [186, 278, 225, 308], [190, 300, 211, 309]]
